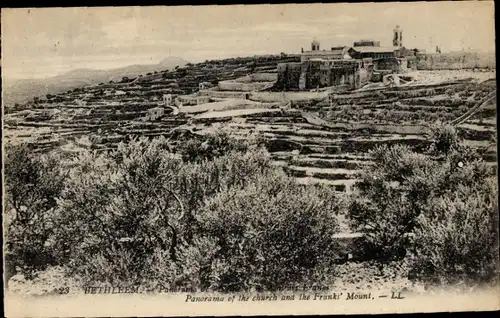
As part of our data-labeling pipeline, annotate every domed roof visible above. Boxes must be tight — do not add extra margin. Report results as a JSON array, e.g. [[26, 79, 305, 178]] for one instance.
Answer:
[[311, 38, 320, 45], [394, 25, 402, 30]]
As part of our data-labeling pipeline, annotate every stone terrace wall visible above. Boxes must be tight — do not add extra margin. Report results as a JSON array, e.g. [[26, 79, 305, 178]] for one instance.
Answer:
[[249, 73, 278, 82], [199, 89, 248, 99], [218, 80, 274, 91], [249, 91, 328, 103]]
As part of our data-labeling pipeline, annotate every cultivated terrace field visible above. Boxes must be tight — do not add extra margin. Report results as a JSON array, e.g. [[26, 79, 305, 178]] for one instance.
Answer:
[[3, 54, 498, 295], [4, 57, 497, 193]]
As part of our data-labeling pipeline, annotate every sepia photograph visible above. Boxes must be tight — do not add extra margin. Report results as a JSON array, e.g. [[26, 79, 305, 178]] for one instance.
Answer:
[[2, 1, 499, 316]]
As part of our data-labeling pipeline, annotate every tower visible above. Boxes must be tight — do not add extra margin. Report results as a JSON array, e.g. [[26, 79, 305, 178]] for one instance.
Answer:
[[393, 25, 403, 47], [311, 38, 320, 51]]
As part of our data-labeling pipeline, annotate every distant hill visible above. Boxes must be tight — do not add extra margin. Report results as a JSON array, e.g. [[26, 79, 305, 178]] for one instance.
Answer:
[[2, 56, 188, 106]]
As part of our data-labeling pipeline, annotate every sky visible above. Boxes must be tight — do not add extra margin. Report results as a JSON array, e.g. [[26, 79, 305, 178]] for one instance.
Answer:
[[1, 2, 496, 79]]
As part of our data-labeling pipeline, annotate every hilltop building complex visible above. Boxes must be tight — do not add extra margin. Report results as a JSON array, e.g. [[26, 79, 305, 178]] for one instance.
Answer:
[[277, 25, 418, 91]]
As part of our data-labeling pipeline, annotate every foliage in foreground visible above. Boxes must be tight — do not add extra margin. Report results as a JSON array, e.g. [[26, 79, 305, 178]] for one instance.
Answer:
[[5, 124, 498, 291], [4, 135, 341, 292], [348, 125, 499, 287], [4, 144, 67, 280]]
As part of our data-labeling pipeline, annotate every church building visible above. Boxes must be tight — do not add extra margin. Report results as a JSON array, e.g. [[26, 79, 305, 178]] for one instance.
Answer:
[[276, 25, 417, 91]]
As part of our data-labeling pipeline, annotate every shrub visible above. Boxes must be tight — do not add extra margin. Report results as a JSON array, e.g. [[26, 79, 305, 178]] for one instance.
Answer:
[[29, 131, 340, 292], [177, 129, 263, 163], [348, 144, 437, 261], [55, 137, 185, 285], [458, 105, 469, 114], [428, 124, 461, 155], [408, 178, 498, 287], [347, 125, 498, 287], [193, 170, 341, 292], [4, 144, 67, 280]]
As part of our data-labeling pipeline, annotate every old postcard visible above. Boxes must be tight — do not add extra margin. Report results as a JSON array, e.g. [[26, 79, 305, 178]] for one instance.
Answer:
[[2, 2, 499, 317]]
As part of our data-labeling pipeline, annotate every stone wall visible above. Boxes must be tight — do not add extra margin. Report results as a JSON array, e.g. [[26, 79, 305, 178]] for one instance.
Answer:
[[217, 72, 277, 91], [311, 60, 363, 90], [199, 89, 248, 99], [374, 58, 400, 72], [416, 52, 496, 70], [218, 80, 274, 91], [248, 91, 328, 103], [249, 73, 278, 82], [276, 63, 302, 90]]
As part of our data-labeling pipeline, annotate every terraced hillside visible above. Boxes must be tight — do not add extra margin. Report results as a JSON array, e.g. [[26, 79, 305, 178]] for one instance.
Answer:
[[4, 54, 299, 149], [190, 76, 497, 192], [3, 55, 497, 193]]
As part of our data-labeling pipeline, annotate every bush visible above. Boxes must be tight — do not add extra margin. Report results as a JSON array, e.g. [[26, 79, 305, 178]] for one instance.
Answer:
[[4, 144, 67, 280], [348, 144, 436, 261], [10, 132, 340, 292], [408, 178, 498, 287], [429, 124, 462, 155], [55, 137, 185, 285], [192, 170, 341, 292], [177, 129, 263, 163], [347, 125, 498, 287]]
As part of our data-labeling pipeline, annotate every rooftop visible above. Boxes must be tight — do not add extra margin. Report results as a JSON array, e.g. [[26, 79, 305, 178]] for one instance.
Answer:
[[350, 46, 400, 53], [303, 46, 351, 55]]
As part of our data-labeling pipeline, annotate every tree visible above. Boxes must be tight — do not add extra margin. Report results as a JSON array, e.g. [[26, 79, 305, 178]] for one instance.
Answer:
[[347, 125, 498, 288], [4, 144, 67, 281], [4, 130, 345, 292], [55, 137, 184, 285], [194, 171, 341, 292]]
